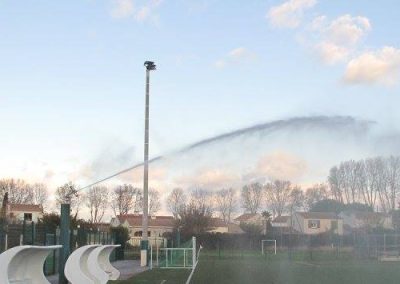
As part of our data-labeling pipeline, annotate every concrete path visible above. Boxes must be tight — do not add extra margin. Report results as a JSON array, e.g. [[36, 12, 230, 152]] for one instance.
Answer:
[[47, 260, 148, 283]]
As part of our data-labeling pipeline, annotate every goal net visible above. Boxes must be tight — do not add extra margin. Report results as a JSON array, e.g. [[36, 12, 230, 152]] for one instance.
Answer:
[[261, 239, 277, 255], [157, 237, 197, 269]]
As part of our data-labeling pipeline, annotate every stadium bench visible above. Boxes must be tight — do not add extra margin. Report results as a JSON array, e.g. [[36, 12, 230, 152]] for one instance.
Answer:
[[0, 245, 61, 284], [87, 244, 121, 283]]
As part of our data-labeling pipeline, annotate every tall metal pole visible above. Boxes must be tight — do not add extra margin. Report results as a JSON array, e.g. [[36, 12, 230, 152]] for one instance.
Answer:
[[141, 61, 156, 267]]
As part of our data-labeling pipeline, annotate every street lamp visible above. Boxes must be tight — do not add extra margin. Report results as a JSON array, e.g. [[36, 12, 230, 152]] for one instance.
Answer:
[[141, 61, 156, 267]]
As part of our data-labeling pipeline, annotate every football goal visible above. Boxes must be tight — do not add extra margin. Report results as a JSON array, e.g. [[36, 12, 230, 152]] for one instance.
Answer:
[[157, 236, 197, 269], [261, 239, 277, 255]]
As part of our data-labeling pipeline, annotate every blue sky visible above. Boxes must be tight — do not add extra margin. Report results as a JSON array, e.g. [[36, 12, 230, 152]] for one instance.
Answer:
[[0, 0, 399, 189]]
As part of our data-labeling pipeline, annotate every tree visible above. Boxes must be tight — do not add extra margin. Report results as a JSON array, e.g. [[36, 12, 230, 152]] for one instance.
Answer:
[[386, 156, 400, 212], [148, 189, 161, 215], [289, 186, 305, 211], [214, 188, 236, 224], [177, 200, 213, 237], [264, 180, 298, 217], [0, 178, 33, 204], [111, 184, 141, 216], [261, 210, 272, 234], [31, 183, 48, 208], [166, 188, 187, 219], [56, 182, 82, 220], [241, 183, 263, 214], [305, 184, 328, 210], [309, 199, 345, 214], [86, 186, 109, 223]]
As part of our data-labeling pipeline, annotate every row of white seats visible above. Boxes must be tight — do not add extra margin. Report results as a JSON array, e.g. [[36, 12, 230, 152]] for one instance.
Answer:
[[0, 245, 61, 284], [65, 244, 120, 284], [0, 244, 120, 284]]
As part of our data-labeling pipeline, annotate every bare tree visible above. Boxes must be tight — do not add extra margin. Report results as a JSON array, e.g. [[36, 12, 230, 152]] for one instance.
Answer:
[[305, 183, 328, 210], [31, 183, 48, 208], [241, 183, 263, 214], [215, 188, 237, 223], [264, 180, 293, 217], [328, 166, 344, 203], [386, 156, 400, 211], [0, 179, 34, 204], [290, 186, 305, 211], [56, 182, 82, 219], [190, 188, 214, 214], [86, 186, 109, 223], [167, 188, 187, 219], [111, 184, 141, 216], [148, 189, 161, 215]]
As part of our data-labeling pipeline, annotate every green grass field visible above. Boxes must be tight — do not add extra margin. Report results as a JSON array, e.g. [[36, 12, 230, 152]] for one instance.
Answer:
[[110, 250, 400, 284]]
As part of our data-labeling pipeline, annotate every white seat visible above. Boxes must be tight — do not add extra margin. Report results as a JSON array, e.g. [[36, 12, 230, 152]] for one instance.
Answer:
[[65, 244, 101, 284], [0, 245, 61, 284], [87, 245, 121, 283]]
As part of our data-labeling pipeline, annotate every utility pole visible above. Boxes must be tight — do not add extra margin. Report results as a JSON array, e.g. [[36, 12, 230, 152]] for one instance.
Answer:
[[141, 61, 156, 267]]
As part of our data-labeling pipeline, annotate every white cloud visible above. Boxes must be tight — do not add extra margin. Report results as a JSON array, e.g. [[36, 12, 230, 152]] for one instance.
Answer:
[[314, 41, 350, 65], [215, 47, 257, 69], [311, 14, 371, 64], [267, 0, 317, 28], [110, 0, 163, 23], [344, 47, 400, 86], [111, 0, 135, 19]]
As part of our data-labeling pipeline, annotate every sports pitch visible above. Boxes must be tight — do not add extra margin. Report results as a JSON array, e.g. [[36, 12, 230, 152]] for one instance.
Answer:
[[111, 250, 400, 284]]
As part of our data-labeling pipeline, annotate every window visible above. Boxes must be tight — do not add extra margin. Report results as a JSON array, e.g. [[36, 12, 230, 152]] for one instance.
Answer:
[[308, 220, 320, 229], [24, 213, 32, 222]]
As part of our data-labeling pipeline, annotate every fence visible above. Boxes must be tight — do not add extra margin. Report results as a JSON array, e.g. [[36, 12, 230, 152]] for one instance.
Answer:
[[195, 230, 400, 262], [0, 221, 116, 275]]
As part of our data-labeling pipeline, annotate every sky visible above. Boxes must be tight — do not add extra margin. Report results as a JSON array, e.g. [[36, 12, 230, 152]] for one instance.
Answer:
[[1, 0, 400, 205]]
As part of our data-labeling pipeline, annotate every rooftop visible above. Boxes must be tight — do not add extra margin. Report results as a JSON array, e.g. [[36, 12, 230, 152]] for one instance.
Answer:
[[234, 213, 259, 222], [9, 204, 43, 213], [297, 212, 341, 220], [116, 214, 175, 227]]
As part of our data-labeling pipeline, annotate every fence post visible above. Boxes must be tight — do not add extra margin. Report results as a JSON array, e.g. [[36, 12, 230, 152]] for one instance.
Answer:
[[192, 237, 196, 267], [58, 204, 71, 284]]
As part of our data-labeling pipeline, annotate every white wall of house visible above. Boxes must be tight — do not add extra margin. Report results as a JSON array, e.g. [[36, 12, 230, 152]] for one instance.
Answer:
[[293, 213, 343, 235], [10, 210, 42, 223]]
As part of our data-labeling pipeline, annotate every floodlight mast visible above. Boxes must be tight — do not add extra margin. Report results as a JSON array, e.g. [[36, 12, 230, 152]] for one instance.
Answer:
[[141, 60, 156, 267]]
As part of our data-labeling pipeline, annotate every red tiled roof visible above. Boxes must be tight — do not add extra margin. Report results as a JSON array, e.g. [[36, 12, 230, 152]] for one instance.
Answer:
[[117, 214, 175, 227], [234, 213, 258, 222], [9, 204, 43, 213], [297, 212, 340, 220]]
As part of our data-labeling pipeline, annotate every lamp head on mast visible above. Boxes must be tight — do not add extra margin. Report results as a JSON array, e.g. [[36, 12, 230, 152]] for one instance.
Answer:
[[144, 61, 156, 71]]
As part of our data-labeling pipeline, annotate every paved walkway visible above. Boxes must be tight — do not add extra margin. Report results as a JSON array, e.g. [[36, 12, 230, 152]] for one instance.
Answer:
[[47, 260, 148, 283]]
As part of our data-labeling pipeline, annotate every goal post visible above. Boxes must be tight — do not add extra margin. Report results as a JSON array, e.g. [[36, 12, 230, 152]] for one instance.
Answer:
[[261, 239, 277, 255], [157, 236, 198, 269]]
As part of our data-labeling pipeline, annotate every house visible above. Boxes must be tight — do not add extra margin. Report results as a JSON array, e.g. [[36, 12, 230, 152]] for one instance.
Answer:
[[339, 211, 393, 231], [292, 212, 343, 235], [271, 216, 291, 228], [110, 214, 175, 247], [6, 204, 43, 223], [110, 214, 175, 238], [208, 218, 229, 233], [234, 213, 266, 234], [207, 218, 244, 234], [234, 213, 263, 225]]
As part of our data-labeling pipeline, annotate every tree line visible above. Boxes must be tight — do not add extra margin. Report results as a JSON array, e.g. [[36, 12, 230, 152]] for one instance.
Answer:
[[1, 155, 398, 224]]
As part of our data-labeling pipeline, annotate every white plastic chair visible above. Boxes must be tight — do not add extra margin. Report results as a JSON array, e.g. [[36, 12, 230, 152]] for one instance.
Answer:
[[0, 245, 61, 284], [65, 244, 101, 284], [87, 245, 121, 284]]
